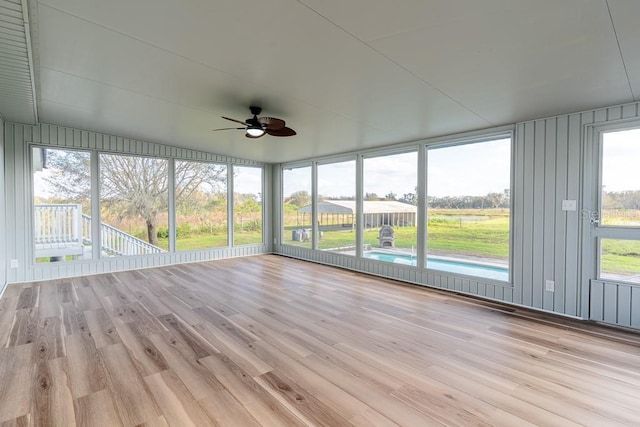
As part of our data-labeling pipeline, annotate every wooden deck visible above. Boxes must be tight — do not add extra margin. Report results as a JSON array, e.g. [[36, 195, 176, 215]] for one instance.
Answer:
[[1, 254, 639, 426]]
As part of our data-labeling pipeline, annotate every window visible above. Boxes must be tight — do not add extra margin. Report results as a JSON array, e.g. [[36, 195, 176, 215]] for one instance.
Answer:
[[175, 160, 228, 250], [282, 166, 312, 248], [317, 160, 356, 253], [427, 138, 511, 281], [598, 128, 640, 283], [233, 166, 263, 245], [362, 151, 418, 262], [32, 147, 92, 263], [600, 239, 640, 283], [99, 154, 169, 256], [601, 129, 640, 227]]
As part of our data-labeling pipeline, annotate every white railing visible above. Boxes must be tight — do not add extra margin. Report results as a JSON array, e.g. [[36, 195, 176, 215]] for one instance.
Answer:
[[34, 204, 165, 259], [34, 204, 83, 245], [82, 214, 164, 256]]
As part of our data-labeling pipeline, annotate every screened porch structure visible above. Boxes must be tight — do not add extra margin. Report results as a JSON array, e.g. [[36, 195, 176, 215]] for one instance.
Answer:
[[298, 200, 417, 230]]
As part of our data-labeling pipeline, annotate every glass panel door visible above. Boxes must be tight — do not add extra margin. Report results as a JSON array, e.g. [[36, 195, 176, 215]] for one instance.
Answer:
[[596, 128, 640, 283]]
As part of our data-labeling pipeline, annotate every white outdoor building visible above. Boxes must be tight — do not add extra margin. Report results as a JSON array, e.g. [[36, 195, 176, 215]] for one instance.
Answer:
[[298, 200, 417, 229]]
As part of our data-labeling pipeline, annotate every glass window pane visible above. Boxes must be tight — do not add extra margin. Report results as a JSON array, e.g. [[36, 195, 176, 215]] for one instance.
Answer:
[[427, 138, 510, 281], [33, 147, 92, 263], [363, 151, 418, 263], [175, 161, 228, 250], [600, 238, 640, 284], [282, 166, 312, 248], [233, 166, 263, 245], [601, 129, 640, 226], [100, 154, 169, 256], [317, 160, 356, 254]]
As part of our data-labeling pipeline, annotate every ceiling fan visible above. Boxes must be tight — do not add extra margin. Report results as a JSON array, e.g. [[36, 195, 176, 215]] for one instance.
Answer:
[[213, 106, 297, 139]]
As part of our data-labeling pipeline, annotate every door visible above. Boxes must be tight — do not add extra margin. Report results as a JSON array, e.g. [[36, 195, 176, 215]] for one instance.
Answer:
[[583, 124, 640, 327]]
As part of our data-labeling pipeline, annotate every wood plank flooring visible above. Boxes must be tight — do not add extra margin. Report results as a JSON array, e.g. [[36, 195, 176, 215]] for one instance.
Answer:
[[1, 254, 640, 426]]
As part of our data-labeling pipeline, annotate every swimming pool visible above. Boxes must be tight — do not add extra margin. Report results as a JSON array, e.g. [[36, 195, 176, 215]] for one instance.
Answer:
[[363, 251, 508, 281]]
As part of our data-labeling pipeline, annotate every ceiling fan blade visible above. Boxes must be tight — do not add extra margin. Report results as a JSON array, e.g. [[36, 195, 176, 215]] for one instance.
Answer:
[[266, 127, 296, 137], [258, 117, 285, 130], [221, 116, 249, 126], [212, 127, 244, 131], [245, 131, 266, 139]]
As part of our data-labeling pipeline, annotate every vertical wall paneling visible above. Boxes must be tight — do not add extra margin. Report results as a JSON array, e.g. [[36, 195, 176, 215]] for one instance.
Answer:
[[531, 120, 546, 309], [521, 122, 535, 307], [603, 283, 618, 324], [632, 288, 640, 328], [543, 118, 557, 311], [0, 117, 6, 295], [4, 125, 15, 287], [553, 116, 568, 314], [590, 280, 604, 321], [5, 123, 268, 283], [592, 283, 637, 329], [617, 285, 632, 327], [564, 114, 582, 316]]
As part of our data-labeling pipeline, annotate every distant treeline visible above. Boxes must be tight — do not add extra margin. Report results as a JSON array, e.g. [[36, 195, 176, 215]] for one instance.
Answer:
[[427, 192, 510, 209], [603, 191, 640, 209], [367, 189, 511, 209]]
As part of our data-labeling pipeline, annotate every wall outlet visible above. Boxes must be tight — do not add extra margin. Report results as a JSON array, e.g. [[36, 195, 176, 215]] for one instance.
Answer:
[[545, 279, 555, 292], [10, 259, 18, 268]]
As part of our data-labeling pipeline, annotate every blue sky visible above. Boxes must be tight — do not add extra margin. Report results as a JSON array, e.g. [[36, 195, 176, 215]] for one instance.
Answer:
[[602, 129, 640, 192], [284, 138, 511, 198]]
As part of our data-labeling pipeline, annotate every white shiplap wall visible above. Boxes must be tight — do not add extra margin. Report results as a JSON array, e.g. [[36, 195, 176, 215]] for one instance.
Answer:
[[0, 115, 6, 295], [4, 122, 271, 283], [276, 101, 640, 323]]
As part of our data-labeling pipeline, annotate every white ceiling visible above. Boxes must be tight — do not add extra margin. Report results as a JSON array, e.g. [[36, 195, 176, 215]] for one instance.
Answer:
[[23, 0, 640, 162]]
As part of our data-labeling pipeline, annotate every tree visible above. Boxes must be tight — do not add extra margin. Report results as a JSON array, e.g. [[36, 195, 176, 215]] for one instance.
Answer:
[[44, 150, 226, 245], [286, 190, 311, 207], [399, 186, 418, 205]]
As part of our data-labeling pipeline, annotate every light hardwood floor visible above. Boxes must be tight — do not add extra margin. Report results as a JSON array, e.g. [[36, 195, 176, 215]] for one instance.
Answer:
[[1, 254, 639, 426]]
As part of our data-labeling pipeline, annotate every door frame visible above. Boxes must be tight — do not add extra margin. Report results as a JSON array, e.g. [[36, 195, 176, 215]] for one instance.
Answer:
[[581, 119, 640, 320]]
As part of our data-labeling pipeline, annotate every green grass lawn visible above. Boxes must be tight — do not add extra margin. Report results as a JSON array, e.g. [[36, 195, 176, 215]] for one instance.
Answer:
[[601, 239, 640, 274], [425, 217, 509, 259], [284, 218, 509, 260], [157, 229, 263, 250]]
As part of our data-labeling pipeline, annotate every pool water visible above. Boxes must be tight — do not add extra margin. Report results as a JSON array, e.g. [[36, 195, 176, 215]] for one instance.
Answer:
[[363, 251, 508, 281]]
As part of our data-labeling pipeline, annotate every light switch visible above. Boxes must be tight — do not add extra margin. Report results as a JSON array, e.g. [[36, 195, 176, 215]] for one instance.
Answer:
[[562, 200, 576, 211], [545, 280, 555, 292]]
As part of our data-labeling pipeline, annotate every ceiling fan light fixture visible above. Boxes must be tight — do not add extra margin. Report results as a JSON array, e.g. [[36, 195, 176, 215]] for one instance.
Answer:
[[246, 126, 265, 137], [215, 107, 295, 139]]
